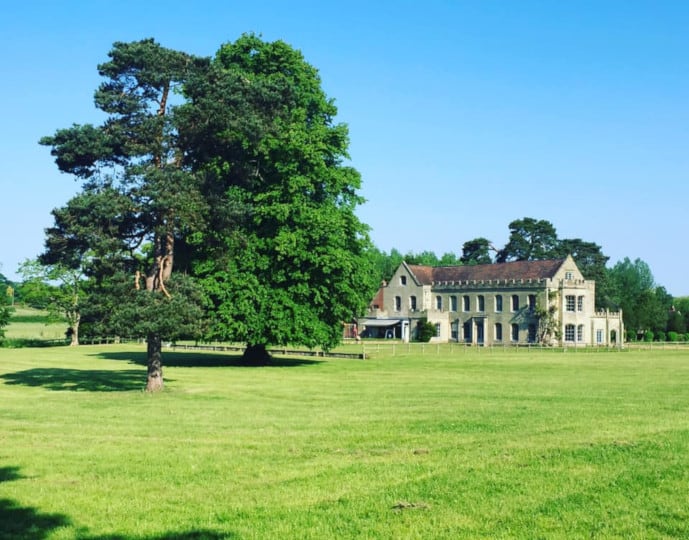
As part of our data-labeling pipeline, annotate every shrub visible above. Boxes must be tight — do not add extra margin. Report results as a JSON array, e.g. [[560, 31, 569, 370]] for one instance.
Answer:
[[656, 330, 666, 342], [643, 330, 654, 342], [415, 318, 436, 342], [668, 331, 679, 342]]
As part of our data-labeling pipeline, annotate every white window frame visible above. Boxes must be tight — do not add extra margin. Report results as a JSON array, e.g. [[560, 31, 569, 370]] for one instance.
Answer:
[[566, 295, 576, 312], [565, 324, 575, 342]]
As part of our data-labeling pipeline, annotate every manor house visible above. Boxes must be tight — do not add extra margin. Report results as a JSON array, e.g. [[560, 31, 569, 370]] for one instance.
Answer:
[[361, 256, 623, 346]]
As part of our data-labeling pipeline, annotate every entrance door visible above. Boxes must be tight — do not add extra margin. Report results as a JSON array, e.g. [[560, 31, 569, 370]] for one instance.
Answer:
[[476, 320, 484, 344]]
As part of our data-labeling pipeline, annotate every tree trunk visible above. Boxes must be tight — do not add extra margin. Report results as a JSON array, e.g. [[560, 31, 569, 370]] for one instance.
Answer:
[[69, 319, 79, 347], [146, 334, 164, 392], [143, 231, 175, 390], [242, 343, 272, 365]]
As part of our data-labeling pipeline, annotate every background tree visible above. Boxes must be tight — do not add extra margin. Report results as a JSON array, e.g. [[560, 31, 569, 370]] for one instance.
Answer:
[[461, 237, 493, 265], [438, 252, 461, 266], [606, 257, 668, 338], [496, 218, 559, 262], [369, 247, 404, 284], [403, 250, 440, 266], [178, 35, 378, 362], [671, 297, 689, 335], [0, 275, 10, 340], [18, 259, 85, 346], [40, 39, 208, 390]]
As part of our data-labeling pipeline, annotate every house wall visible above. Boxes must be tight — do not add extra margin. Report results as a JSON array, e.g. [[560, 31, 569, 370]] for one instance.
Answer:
[[366, 258, 624, 346]]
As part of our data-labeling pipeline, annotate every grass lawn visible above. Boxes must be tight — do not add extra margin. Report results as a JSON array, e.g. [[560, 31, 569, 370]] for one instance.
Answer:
[[4, 306, 67, 342], [0, 345, 688, 539]]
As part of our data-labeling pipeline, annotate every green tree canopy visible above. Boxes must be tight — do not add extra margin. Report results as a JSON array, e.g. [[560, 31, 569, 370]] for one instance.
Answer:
[[461, 237, 494, 265], [41, 35, 376, 373], [496, 218, 559, 262], [181, 35, 377, 361], [607, 257, 669, 336]]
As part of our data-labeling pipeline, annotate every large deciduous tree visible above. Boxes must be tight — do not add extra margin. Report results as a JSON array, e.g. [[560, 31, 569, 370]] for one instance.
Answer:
[[178, 35, 377, 362], [40, 39, 208, 390]]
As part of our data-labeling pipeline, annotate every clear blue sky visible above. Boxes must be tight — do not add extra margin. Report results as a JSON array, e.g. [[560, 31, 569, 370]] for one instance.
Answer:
[[1, 1, 687, 296]]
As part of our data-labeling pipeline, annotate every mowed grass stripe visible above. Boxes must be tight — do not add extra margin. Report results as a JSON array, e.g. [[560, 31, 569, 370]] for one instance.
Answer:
[[0, 345, 688, 538]]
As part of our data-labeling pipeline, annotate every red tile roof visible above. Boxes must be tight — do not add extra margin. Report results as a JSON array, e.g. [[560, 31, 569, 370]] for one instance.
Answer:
[[407, 259, 566, 285]]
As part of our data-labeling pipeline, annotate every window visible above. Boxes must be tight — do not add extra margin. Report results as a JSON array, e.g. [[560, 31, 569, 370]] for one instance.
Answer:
[[450, 295, 457, 312], [463, 295, 470, 312], [495, 295, 503, 312], [511, 295, 519, 311], [577, 296, 584, 312], [451, 321, 459, 340], [477, 295, 485, 312], [495, 323, 503, 341], [577, 324, 584, 342], [566, 295, 575, 312], [436, 295, 442, 310], [409, 296, 417, 311], [400, 275, 407, 286], [528, 294, 536, 311], [565, 271, 573, 280], [394, 296, 401, 312], [528, 324, 537, 343], [435, 323, 441, 337], [511, 323, 519, 341], [596, 329, 603, 344], [565, 324, 575, 342]]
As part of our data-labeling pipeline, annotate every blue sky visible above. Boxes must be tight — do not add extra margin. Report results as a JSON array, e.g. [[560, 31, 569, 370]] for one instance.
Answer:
[[1, 1, 687, 295]]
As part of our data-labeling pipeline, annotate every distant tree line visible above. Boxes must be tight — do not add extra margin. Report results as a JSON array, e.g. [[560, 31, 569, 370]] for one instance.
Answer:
[[369, 217, 688, 341]]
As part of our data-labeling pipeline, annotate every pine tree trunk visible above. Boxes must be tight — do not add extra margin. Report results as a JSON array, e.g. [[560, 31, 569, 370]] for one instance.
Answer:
[[146, 334, 164, 392]]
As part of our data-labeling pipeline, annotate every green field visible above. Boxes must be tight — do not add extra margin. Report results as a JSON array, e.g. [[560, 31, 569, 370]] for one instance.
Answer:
[[1, 344, 688, 539], [3, 306, 68, 342]]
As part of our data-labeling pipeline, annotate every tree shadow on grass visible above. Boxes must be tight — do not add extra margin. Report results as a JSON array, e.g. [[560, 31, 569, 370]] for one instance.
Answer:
[[0, 498, 72, 540], [0, 465, 71, 540], [0, 368, 147, 392], [0, 466, 23, 483], [94, 350, 323, 368]]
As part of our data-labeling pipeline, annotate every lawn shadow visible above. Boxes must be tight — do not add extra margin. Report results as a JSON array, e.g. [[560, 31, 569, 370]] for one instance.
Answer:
[[0, 498, 71, 540], [0, 368, 146, 392], [0, 465, 71, 540], [94, 350, 323, 368], [0, 466, 23, 483]]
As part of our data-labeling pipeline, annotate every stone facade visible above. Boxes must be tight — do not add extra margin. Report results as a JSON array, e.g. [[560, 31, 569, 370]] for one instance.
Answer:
[[362, 256, 623, 346]]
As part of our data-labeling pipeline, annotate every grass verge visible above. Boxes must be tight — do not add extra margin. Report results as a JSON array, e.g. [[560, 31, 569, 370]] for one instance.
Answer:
[[0, 345, 687, 538]]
